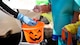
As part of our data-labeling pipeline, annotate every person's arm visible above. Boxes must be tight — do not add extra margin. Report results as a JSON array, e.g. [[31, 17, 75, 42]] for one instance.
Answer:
[[33, 4, 51, 13], [0, 0, 36, 26], [33, 0, 51, 13], [71, 12, 80, 23]]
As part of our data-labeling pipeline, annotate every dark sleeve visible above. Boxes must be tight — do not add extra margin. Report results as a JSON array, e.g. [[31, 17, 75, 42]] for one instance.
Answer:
[[0, 0, 18, 18]]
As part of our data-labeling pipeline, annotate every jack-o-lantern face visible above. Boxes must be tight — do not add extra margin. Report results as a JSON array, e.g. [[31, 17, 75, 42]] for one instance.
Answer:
[[29, 30, 41, 41], [22, 21, 44, 43]]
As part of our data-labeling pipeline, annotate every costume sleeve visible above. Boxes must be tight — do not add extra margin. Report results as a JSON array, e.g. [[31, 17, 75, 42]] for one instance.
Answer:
[[73, 0, 80, 12], [64, 21, 80, 34]]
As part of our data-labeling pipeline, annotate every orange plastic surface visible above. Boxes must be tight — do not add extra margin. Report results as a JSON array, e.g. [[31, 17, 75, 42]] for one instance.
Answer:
[[22, 21, 44, 43]]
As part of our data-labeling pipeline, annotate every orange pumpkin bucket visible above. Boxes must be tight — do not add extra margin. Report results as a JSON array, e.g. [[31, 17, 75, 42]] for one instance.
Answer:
[[22, 21, 44, 43]]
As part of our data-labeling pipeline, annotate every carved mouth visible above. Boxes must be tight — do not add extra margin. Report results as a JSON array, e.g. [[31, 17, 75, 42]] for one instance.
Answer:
[[30, 36, 41, 41]]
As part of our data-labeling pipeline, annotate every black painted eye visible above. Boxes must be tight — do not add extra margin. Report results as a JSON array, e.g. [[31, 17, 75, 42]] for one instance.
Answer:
[[38, 30, 41, 33], [29, 32, 33, 34]]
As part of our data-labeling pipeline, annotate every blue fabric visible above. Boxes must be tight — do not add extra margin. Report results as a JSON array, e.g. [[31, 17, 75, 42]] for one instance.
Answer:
[[75, 0, 80, 6], [49, 0, 80, 35], [73, 0, 80, 12], [77, 26, 80, 37], [49, 0, 80, 45], [51, 0, 73, 35], [17, 13, 36, 26], [52, 35, 58, 40], [58, 37, 66, 45]]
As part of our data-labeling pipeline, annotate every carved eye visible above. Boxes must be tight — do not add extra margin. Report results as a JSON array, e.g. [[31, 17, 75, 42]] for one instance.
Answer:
[[29, 32, 33, 34], [38, 30, 41, 33]]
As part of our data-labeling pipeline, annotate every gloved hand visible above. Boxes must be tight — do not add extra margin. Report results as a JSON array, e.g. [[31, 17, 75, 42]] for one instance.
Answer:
[[17, 13, 37, 26]]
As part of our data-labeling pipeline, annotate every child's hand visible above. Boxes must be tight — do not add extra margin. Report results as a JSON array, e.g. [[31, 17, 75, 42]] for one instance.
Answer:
[[17, 13, 37, 26]]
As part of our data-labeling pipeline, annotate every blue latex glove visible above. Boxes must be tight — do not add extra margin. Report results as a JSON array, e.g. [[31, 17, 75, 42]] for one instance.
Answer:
[[75, 0, 80, 6], [17, 13, 37, 26]]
